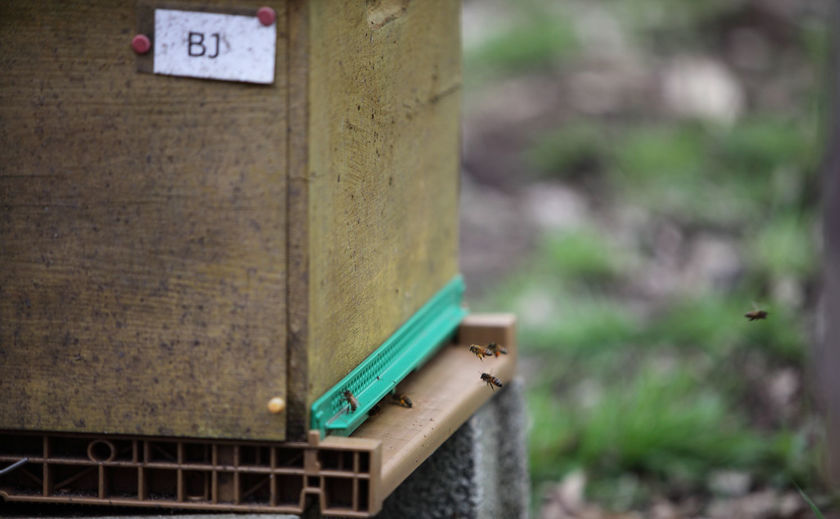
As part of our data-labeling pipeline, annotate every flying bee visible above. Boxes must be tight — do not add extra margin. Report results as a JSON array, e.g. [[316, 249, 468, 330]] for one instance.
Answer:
[[343, 390, 358, 412], [391, 393, 413, 408], [745, 302, 768, 321], [487, 342, 508, 357], [480, 372, 503, 391], [469, 344, 492, 360]]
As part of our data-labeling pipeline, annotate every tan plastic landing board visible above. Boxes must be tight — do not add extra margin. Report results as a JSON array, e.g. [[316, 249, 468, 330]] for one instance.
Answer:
[[323, 313, 517, 498]]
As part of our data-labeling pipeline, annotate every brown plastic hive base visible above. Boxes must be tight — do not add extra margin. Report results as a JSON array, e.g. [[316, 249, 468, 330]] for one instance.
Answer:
[[0, 314, 516, 517], [0, 431, 380, 517]]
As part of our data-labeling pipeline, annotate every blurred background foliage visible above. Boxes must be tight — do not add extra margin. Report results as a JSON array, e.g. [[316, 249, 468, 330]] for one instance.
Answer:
[[459, 0, 832, 516]]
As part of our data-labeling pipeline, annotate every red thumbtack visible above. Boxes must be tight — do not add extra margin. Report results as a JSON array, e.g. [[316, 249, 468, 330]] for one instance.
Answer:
[[131, 34, 151, 55], [257, 7, 276, 26]]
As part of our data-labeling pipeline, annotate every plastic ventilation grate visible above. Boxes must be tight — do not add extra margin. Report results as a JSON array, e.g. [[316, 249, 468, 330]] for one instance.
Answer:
[[0, 430, 380, 517], [310, 275, 467, 437]]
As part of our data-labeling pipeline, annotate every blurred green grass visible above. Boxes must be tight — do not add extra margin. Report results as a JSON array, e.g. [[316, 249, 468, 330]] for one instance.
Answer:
[[464, 0, 827, 511], [464, 1, 578, 82], [528, 117, 818, 227], [747, 213, 818, 282], [466, 17, 578, 75]]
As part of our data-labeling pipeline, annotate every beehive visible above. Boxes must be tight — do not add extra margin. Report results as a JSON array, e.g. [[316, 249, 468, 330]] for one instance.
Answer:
[[0, 0, 461, 442]]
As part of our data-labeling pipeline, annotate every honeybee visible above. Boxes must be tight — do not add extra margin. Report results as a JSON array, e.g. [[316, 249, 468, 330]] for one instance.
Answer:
[[391, 393, 413, 408], [469, 344, 492, 360], [745, 303, 768, 321], [343, 390, 358, 412], [480, 373, 503, 391], [487, 342, 508, 357]]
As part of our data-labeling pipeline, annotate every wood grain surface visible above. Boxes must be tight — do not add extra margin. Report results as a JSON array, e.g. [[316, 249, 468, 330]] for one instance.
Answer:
[[0, 0, 289, 439], [285, 0, 311, 441], [0, 0, 462, 442], [303, 0, 462, 413]]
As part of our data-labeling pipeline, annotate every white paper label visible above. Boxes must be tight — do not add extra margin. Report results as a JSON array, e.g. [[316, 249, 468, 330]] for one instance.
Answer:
[[153, 9, 276, 84]]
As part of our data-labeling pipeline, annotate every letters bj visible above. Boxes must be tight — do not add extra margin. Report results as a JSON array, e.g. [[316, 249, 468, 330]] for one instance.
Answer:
[[188, 31, 220, 59]]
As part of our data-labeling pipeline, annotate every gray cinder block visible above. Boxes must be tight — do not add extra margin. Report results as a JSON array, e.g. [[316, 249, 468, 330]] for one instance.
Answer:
[[378, 378, 529, 519]]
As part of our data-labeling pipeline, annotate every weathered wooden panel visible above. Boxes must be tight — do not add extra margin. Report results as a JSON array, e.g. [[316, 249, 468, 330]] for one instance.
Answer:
[[285, 0, 311, 440], [0, 0, 289, 439], [303, 0, 461, 407], [0, 0, 463, 441]]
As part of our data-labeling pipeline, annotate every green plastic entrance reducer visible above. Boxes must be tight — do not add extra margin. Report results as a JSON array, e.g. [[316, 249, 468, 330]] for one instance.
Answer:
[[310, 275, 468, 437]]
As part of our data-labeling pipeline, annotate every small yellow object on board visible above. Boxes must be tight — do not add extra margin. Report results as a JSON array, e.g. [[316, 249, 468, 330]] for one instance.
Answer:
[[267, 397, 286, 414]]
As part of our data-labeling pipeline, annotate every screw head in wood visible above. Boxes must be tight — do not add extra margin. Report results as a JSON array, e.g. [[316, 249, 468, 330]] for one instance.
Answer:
[[267, 397, 285, 414], [131, 34, 151, 55], [257, 7, 276, 26]]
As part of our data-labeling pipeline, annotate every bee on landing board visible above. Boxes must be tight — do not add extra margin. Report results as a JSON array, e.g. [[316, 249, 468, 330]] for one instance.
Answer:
[[469, 344, 492, 360], [480, 373, 503, 391], [487, 342, 508, 357], [343, 390, 358, 412], [391, 393, 413, 408], [745, 303, 768, 321]]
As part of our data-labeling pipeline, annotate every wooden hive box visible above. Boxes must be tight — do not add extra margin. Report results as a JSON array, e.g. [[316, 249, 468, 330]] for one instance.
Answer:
[[0, 0, 461, 442]]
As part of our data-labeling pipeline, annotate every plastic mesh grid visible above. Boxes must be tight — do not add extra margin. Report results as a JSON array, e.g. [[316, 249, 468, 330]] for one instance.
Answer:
[[0, 431, 377, 518]]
